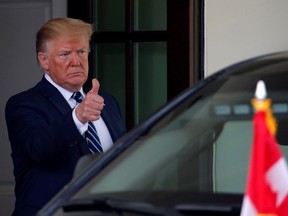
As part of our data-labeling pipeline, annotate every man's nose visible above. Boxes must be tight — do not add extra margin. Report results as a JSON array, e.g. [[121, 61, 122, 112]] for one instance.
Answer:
[[70, 52, 80, 65]]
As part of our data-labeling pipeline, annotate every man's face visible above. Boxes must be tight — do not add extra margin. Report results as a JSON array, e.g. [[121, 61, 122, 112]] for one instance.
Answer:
[[39, 35, 90, 92]]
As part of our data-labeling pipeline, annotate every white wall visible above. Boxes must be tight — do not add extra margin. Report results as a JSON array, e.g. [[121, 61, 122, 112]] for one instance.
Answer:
[[205, 0, 288, 76]]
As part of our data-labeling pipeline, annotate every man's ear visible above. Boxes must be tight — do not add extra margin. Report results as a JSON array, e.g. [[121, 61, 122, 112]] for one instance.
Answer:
[[38, 52, 49, 71]]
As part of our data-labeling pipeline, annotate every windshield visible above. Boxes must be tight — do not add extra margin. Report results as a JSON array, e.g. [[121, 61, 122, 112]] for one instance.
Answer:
[[72, 57, 288, 201]]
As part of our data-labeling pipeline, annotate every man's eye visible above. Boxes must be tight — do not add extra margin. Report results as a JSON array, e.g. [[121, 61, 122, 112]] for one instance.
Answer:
[[78, 50, 86, 56], [59, 53, 69, 59]]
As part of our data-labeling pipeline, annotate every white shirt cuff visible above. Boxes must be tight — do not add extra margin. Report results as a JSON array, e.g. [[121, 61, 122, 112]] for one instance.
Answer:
[[72, 106, 88, 136]]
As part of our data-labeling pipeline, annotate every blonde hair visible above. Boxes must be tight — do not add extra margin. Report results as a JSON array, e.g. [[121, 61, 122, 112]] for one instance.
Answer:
[[36, 17, 94, 55]]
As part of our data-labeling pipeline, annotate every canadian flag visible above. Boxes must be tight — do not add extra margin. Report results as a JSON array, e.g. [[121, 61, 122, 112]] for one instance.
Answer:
[[240, 81, 288, 216]]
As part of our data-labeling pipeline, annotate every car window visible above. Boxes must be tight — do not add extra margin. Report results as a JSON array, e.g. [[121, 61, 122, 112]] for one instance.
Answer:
[[71, 59, 288, 201], [70, 101, 251, 198]]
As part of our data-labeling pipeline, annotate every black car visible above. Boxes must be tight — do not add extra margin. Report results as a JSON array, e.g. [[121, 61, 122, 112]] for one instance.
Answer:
[[37, 51, 288, 216]]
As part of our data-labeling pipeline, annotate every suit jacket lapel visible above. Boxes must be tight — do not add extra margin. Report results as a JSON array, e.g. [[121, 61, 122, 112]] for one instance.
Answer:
[[37, 76, 91, 154], [101, 107, 118, 142], [38, 76, 72, 115]]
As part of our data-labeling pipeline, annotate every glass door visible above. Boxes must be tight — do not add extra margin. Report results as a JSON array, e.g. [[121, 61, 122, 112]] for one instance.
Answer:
[[68, 0, 203, 129]]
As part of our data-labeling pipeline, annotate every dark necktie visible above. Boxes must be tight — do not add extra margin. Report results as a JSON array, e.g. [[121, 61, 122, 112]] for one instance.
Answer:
[[71, 92, 103, 153]]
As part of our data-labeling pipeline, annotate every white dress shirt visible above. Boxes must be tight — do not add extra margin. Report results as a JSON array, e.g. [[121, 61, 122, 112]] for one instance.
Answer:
[[44, 74, 113, 152]]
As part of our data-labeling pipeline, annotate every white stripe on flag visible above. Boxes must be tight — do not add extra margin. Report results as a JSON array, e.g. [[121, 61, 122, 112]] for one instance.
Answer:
[[240, 196, 257, 216], [266, 157, 288, 206]]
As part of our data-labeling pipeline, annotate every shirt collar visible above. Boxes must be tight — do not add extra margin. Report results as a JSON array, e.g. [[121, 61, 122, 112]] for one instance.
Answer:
[[44, 74, 85, 101]]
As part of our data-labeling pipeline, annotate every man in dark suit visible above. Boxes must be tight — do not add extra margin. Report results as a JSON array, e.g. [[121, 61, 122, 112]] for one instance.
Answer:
[[5, 18, 126, 216]]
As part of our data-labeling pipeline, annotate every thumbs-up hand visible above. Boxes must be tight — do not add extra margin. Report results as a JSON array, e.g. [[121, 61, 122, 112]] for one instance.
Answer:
[[75, 78, 104, 124], [89, 78, 100, 95]]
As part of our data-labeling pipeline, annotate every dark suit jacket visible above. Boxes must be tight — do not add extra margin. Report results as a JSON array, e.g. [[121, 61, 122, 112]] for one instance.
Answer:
[[5, 76, 126, 216]]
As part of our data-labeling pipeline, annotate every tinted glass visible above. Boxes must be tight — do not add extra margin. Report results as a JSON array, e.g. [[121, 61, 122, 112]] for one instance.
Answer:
[[134, 0, 167, 31], [73, 54, 288, 199], [135, 42, 167, 124], [94, 43, 126, 120], [94, 0, 125, 31]]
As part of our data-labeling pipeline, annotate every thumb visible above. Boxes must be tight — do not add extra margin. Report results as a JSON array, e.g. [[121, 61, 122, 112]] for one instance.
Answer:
[[90, 78, 100, 94]]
